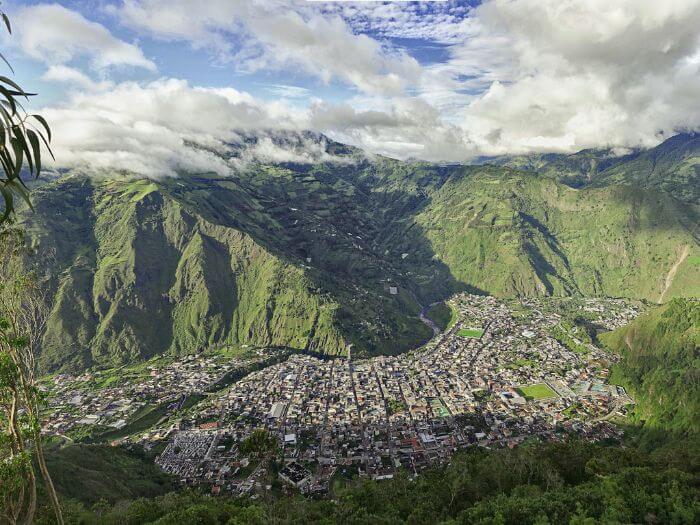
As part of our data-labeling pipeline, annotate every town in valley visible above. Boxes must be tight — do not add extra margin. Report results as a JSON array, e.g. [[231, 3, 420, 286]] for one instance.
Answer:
[[43, 294, 642, 495]]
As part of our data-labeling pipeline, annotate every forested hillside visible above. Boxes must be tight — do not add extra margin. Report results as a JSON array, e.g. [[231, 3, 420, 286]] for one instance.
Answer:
[[40, 441, 698, 525], [483, 132, 700, 203]]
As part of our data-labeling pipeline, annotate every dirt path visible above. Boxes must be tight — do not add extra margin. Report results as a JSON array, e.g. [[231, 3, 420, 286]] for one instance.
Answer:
[[659, 244, 690, 303]]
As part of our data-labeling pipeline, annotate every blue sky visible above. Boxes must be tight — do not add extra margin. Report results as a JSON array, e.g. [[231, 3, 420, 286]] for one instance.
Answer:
[[3, 0, 699, 176], [8, 1, 477, 107]]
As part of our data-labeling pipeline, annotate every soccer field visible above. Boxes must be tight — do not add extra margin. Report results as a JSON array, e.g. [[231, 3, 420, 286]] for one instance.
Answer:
[[456, 328, 484, 338], [517, 383, 557, 400]]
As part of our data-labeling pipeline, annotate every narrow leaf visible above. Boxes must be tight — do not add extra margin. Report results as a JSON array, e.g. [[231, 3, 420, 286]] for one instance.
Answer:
[[12, 129, 32, 176], [0, 52, 14, 74], [0, 183, 13, 223], [26, 129, 41, 177], [2, 14, 11, 35], [0, 86, 17, 114], [31, 114, 51, 142], [0, 147, 13, 178], [6, 179, 32, 210], [10, 136, 24, 179], [0, 77, 27, 94]]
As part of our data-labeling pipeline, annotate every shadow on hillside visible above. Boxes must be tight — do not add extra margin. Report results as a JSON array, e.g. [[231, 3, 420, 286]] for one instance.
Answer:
[[159, 163, 482, 356]]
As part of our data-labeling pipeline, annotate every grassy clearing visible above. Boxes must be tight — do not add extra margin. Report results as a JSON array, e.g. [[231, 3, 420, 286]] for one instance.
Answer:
[[429, 397, 450, 417], [457, 328, 484, 338], [505, 358, 534, 370], [517, 383, 557, 400]]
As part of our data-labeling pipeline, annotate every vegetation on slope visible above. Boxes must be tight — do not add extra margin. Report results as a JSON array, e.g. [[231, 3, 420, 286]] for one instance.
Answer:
[[43, 440, 698, 525], [424, 301, 456, 331], [602, 298, 700, 455], [20, 134, 700, 371], [26, 176, 352, 371], [40, 441, 173, 506], [594, 132, 700, 205], [484, 132, 700, 204], [414, 167, 700, 299]]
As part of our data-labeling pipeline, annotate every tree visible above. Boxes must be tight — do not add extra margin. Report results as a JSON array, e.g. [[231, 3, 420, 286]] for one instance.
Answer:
[[0, 2, 53, 223], [0, 229, 63, 524], [240, 429, 278, 458], [0, 6, 57, 523]]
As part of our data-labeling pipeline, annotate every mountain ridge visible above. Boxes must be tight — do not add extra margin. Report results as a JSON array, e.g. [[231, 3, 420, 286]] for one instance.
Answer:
[[21, 134, 700, 372]]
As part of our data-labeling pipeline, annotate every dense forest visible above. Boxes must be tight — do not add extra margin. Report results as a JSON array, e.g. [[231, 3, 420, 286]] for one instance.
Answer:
[[39, 440, 698, 524]]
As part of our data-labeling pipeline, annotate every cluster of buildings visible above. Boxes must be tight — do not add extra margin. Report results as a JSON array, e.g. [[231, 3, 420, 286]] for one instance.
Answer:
[[153, 295, 640, 495], [42, 352, 264, 439]]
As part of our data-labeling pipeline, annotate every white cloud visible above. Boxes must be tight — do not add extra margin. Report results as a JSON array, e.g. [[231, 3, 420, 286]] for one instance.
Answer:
[[113, 0, 420, 95], [452, 0, 700, 154], [41, 65, 114, 91], [39, 78, 350, 177], [29, 0, 700, 169], [13, 3, 155, 71]]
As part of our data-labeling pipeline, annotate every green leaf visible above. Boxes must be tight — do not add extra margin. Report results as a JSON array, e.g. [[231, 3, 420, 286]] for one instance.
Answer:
[[26, 129, 42, 177], [0, 75, 31, 98], [31, 124, 55, 161], [0, 51, 14, 74], [2, 13, 11, 35], [10, 136, 24, 179], [31, 114, 52, 142], [6, 179, 32, 211], [0, 146, 13, 179], [0, 103, 12, 129], [0, 75, 31, 95], [0, 183, 13, 223], [0, 85, 17, 114], [12, 128, 32, 176]]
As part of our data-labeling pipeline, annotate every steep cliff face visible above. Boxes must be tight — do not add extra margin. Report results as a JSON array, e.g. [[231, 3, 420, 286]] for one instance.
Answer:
[[27, 177, 349, 371]]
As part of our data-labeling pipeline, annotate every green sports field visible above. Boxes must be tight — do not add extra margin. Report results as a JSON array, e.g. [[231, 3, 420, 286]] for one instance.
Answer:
[[517, 383, 557, 400], [456, 328, 484, 338]]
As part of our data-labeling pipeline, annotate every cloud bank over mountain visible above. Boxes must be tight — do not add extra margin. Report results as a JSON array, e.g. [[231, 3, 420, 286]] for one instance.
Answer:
[[8, 1, 700, 176]]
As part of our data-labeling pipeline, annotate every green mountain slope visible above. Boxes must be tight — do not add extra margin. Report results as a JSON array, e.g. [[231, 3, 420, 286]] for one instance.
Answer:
[[601, 298, 700, 442], [27, 176, 353, 371], [414, 167, 700, 298], [478, 148, 627, 188], [41, 442, 173, 506], [21, 135, 700, 371], [594, 132, 700, 204]]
